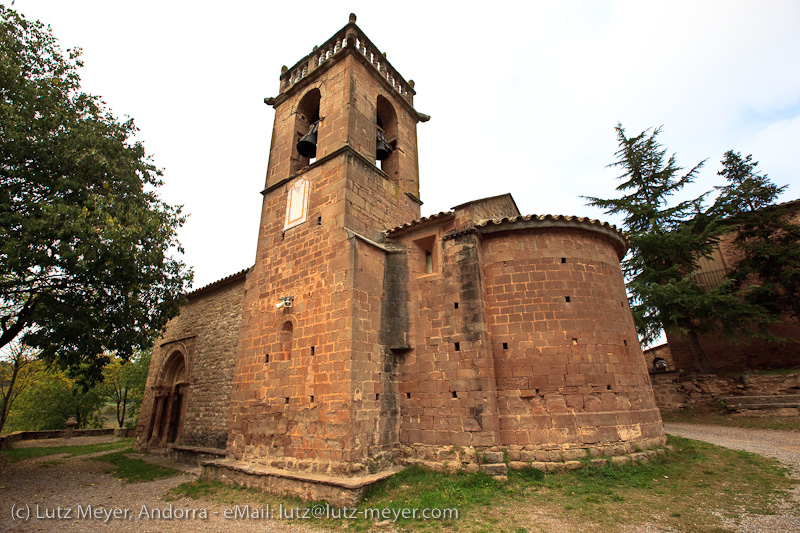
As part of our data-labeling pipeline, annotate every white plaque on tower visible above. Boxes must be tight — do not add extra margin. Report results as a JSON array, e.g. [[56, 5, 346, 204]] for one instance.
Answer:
[[284, 178, 310, 230]]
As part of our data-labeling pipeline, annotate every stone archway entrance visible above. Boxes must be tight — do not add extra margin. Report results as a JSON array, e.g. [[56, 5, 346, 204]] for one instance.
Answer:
[[146, 351, 188, 450]]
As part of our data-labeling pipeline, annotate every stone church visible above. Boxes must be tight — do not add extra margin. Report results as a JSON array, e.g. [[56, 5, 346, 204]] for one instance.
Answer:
[[137, 14, 665, 503]]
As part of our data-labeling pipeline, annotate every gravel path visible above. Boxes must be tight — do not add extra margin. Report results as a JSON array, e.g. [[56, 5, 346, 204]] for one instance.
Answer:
[[664, 422, 800, 533]]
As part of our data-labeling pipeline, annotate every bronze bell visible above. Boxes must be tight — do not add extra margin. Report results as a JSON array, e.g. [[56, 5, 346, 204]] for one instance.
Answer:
[[376, 126, 392, 160], [376, 139, 391, 160], [297, 121, 319, 159], [296, 130, 317, 158]]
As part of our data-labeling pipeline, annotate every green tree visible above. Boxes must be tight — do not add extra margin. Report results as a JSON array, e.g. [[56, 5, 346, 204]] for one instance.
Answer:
[[585, 125, 765, 371], [5, 364, 105, 431], [100, 350, 151, 428], [0, 6, 192, 381], [714, 151, 799, 322], [713, 150, 787, 215], [0, 343, 39, 434]]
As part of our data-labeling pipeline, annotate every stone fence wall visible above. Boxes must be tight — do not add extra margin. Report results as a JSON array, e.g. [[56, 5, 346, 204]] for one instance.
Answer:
[[0, 428, 136, 450], [650, 370, 800, 412]]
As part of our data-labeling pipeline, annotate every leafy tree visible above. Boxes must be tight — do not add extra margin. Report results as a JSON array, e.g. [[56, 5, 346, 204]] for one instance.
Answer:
[[713, 151, 799, 322], [100, 350, 151, 428], [585, 125, 765, 371], [0, 6, 192, 381], [0, 343, 39, 434], [5, 364, 105, 431]]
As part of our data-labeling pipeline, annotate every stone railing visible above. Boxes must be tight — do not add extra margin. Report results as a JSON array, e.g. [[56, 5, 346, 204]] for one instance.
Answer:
[[279, 15, 415, 105]]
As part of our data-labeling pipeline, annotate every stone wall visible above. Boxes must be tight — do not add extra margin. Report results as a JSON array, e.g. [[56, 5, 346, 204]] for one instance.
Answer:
[[667, 205, 800, 372], [136, 271, 246, 450], [482, 227, 664, 451], [388, 208, 666, 464], [227, 50, 423, 476], [650, 370, 800, 412]]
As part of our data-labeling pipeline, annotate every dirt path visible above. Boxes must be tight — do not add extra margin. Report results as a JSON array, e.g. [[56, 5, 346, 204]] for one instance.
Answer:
[[664, 422, 800, 533], [3, 429, 800, 532], [0, 442, 321, 532]]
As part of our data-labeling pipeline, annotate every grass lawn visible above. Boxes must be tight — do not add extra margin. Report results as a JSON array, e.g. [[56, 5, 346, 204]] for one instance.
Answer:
[[166, 435, 798, 532], [0, 438, 180, 483], [89, 447, 181, 483]]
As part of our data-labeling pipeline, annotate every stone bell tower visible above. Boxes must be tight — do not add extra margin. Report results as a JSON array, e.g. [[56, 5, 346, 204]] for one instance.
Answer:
[[226, 14, 429, 476]]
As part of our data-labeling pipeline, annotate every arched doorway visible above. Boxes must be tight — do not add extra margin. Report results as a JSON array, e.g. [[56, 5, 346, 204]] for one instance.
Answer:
[[146, 350, 188, 449]]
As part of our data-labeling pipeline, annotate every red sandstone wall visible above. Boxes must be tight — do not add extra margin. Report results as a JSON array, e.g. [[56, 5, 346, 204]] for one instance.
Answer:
[[482, 227, 664, 449], [137, 276, 245, 450], [391, 220, 665, 457], [396, 226, 500, 449], [227, 51, 422, 474]]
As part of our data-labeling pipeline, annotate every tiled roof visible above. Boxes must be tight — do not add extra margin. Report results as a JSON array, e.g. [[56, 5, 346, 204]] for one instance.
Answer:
[[476, 213, 625, 236], [384, 211, 454, 236], [187, 267, 251, 298], [476, 214, 630, 256]]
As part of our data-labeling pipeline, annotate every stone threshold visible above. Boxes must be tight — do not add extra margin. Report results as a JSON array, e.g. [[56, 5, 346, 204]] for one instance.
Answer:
[[171, 445, 227, 456], [202, 459, 402, 488], [200, 459, 404, 505]]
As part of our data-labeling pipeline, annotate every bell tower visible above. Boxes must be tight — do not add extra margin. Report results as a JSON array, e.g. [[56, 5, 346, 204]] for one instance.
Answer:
[[227, 14, 429, 476]]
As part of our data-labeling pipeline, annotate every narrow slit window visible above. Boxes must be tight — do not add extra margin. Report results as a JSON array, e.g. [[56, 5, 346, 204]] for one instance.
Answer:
[[502, 342, 508, 350], [406, 392, 411, 399], [310, 346, 315, 356], [454, 342, 460, 351], [565, 296, 571, 303], [310, 395, 315, 403], [375, 393, 380, 401], [425, 250, 433, 274], [285, 397, 290, 404], [265, 353, 270, 363], [452, 391, 458, 398], [454, 302, 459, 309]]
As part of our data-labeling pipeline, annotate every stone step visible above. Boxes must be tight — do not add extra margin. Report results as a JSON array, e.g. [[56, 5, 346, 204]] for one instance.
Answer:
[[721, 395, 800, 411], [480, 463, 508, 477]]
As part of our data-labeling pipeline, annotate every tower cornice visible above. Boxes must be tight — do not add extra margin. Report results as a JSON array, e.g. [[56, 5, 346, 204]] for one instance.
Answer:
[[264, 15, 430, 123]]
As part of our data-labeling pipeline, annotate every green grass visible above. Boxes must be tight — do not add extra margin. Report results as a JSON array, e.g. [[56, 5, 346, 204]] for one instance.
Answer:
[[164, 436, 797, 532], [90, 447, 180, 483], [0, 438, 180, 483], [0, 438, 133, 463]]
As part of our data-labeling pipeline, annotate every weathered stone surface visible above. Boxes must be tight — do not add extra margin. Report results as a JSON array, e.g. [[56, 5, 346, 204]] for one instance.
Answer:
[[135, 15, 667, 505], [480, 463, 508, 476], [482, 451, 504, 464]]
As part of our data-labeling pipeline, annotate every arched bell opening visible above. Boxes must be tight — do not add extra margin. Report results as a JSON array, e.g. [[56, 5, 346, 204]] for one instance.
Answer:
[[376, 95, 398, 179], [292, 89, 322, 173], [147, 350, 188, 449]]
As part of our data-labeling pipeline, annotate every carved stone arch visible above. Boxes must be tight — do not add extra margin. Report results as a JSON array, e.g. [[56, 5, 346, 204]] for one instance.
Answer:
[[156, 347, 189, 388], [376, 94, 399, 179], [291, 88, 322, 172], [147, 347, 190, 448]]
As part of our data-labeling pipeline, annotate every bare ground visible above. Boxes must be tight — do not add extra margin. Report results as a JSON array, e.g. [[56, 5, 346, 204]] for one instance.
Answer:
[[1, 427, 799, 532]]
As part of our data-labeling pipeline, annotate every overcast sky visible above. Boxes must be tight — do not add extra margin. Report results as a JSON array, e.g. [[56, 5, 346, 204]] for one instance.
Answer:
[[10, 0, 800, 290]]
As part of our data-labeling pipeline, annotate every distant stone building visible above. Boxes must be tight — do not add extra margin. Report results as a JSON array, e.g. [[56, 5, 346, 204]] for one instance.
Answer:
[[137, 14, 665, 503], [666, 200, 800, 373]]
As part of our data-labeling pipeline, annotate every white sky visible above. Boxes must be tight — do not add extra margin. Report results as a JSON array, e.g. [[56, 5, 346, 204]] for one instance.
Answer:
[[10, 0, 800, 290]]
